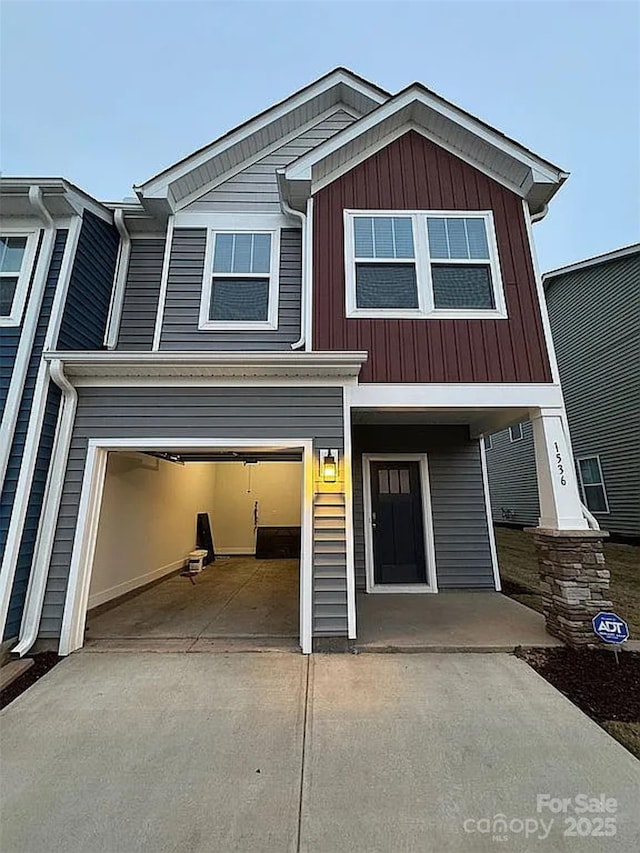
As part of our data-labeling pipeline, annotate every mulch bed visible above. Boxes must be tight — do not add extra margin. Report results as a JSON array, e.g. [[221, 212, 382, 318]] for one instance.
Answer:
[[517, 647, 640, 724], [0, 652, 61, 710]]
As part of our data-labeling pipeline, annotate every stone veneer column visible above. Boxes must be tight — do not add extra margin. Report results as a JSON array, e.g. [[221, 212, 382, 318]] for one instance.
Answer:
[[527, 528, 612, 647]]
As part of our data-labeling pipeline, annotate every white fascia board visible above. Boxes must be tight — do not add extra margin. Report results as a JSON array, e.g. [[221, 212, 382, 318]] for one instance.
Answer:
[[350, 383, 565, 410], [136, 71, 388, 198], [285, 86, 566, 185], [543, 242, 640, 283]]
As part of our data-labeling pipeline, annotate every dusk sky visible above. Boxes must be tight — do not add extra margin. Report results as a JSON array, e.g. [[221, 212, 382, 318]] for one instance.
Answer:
[[2, 1, 638, 270]]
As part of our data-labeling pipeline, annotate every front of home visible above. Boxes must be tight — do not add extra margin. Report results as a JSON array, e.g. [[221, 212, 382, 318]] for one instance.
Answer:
[[3, 69, 604, 657]]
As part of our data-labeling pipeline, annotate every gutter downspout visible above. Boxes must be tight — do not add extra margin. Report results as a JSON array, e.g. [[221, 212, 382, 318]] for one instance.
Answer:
[[13, 359, 78, 656], [104, 209, 131, 349], [277, 171, 307, 350], [0, 187, 55, 492]]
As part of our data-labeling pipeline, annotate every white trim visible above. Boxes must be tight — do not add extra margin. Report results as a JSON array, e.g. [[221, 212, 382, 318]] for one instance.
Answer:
[[137, 70, 387, 196], [343, 209, 507, 320], [305, 196, 314, 350], [104, 209, 130, 349], [286, 85, 565, 187], [172, 212, 294, 230], [57, 438, 315, 656], [198, 228, 280, 331], [0, 219, 82, 638], [69, 376, 360, 388], [509, 423, 524, 442], [87, 558, 186, 610], [350, 382, 564, 410], [576, 454, 610, 515], [342, 386, 357, 638], [544, 242, 639, 281], [13, 364, 77, 658], [151, 214, 174, 350], [362, 454, 437, 594], [522, 200, 561, 384], [479, 437, 501, 591], [174, 106, 361, 210], [484, 433, 493, 451], [0, 229, 40, 326]]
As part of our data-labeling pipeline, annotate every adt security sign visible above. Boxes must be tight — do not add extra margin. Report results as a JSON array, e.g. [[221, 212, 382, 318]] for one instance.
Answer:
[[592, 612, 629, 645]]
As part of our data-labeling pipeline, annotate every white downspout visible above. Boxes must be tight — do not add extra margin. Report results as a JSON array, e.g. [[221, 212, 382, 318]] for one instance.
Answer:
[[104, 209, 131, 349], [13, 359, 78, 656], [277, 171, 307, 350]]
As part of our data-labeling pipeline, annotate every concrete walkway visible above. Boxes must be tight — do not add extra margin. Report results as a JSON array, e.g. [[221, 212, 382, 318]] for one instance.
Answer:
[[2, 652, 639, 852], [356, 590, 562, 651]]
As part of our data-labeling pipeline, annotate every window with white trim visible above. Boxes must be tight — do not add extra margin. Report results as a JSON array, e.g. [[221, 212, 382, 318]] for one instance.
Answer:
[[509, 423, 523, 442], [344, 210, 506, 319], [577, 456, 609, 514], [0, 232, 38, 326], [485, 434, 493, 450], [199, 230, 280, 330]]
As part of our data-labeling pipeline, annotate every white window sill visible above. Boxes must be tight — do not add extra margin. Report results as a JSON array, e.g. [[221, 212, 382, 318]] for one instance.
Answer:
[[198, 320, 279, 332], [346, 309, 508, 320], [0, 316, 22, 327]]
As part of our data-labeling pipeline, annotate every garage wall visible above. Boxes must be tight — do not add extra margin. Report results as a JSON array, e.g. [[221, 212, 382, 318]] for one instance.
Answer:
[[88, 455, 217, 608], [211, 462, 301, 554]]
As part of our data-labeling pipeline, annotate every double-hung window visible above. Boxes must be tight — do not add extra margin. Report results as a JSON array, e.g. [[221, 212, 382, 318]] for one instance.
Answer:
[[200, 230, 280, 330], [344, 210, 506, 319], [0, 232, 38, 326], [577, 456, 609, 514]]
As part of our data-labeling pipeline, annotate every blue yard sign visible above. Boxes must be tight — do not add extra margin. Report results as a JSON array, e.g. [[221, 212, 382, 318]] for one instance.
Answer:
[[592, 612, 629, 645]]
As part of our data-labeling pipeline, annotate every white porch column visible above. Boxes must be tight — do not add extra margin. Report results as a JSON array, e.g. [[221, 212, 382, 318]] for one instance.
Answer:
[[530, 408, 588, 531]]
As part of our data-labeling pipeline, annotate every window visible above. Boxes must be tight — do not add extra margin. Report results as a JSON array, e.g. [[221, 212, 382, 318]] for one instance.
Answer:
[[344, 210, 505, 319], [509, 423, 523, 442], [200, 230, 280, 330], [577, 456, 609, 514], [485, 434, 493, 450], [0, 232, 38, 326]]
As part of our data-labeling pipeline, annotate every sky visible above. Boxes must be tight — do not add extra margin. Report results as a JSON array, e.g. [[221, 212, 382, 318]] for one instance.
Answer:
[[1, 0, 639, 270]]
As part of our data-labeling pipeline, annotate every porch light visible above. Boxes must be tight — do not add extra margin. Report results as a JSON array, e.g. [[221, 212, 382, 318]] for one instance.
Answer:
[[321, 450, 338, 483]]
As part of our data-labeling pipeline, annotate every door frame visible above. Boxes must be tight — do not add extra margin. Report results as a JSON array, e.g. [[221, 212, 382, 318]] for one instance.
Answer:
[[58, 437, 314, 655], [362, 453, 437, 594]]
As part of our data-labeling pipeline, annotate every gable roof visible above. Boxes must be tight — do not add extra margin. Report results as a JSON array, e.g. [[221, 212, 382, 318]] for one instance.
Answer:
[[281, 83, 568, 213], [134, 68, 389, 216], [543, 243, 640, 286]]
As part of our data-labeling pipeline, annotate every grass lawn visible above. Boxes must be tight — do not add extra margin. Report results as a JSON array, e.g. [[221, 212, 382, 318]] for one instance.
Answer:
[[495, 527, 640, 634]]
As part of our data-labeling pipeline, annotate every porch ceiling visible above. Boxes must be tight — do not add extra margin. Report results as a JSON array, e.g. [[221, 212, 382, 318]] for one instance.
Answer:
[[351, 407, 531, 436]]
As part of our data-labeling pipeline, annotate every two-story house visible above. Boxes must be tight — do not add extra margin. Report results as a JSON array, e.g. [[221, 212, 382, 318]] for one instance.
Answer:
[[8, 69, 608, 657], [486, 243, 640, 540], [0, 181, 118, 646]]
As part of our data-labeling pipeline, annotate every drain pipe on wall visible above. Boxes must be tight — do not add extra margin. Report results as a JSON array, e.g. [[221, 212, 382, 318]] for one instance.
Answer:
[[104, 209, 131, 349], [277, 171, 307, 350], [14, 359, 78, 656]]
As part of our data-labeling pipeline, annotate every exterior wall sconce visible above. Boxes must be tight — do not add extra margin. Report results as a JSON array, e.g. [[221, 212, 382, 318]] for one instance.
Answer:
[[320, 449, 338, 483]]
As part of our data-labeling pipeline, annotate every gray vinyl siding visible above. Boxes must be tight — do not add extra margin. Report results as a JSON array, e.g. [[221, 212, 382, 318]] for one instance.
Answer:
[[116, 239, 164, 350], [547, 253, 640, 537], [1, 230, 67, 640], [352, 425, 495, 591], [186, 110, 356, 213], [40, 386, 345, 639], [57, 210, 119, 351], [160, 228, 302, 350], [485, 251, 640, 537], [0, 230, 44, 421], [486, 424, 539, 526]]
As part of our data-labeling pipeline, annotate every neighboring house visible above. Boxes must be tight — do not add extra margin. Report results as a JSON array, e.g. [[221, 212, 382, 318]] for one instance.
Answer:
[[3, 68, 595, 656], [486, 244, 640, 539], [0, 180, 119, 641]]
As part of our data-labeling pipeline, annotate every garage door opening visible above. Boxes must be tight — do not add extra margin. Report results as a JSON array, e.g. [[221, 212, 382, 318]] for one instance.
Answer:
[[83, 448, 304, 651]]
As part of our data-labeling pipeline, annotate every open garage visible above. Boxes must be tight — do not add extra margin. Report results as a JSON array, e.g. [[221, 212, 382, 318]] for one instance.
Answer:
[[83, 448, 304, 650]]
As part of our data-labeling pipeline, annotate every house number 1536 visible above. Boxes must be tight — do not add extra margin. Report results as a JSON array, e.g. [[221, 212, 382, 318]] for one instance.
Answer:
[[554, 441, 567, 486]]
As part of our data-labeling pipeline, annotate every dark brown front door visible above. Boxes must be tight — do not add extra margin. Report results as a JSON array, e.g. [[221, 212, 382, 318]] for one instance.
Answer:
[[370, 460, 427, 585]]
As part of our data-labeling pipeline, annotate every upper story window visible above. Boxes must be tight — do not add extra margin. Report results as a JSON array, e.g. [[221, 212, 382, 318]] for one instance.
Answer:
[[344, 210, 506, 320], [577, 456, 609, 514], [199, 230, 280, 331], [509, 423, 523, 442], [0, 232, 38, 326]]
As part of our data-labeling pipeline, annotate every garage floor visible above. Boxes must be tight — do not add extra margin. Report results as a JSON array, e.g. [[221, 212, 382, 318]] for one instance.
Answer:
[[85, 557, 299, 650]]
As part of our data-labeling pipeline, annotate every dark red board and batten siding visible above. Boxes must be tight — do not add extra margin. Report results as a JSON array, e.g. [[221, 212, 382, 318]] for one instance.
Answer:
[[313, 131, 552, 384]]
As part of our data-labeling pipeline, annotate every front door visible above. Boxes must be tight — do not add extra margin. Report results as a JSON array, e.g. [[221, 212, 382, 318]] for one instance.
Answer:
[[369, 460, 427, 585]]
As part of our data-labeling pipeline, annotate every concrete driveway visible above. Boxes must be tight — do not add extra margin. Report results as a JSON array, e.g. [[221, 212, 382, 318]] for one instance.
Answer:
[[1, 652, 639, 853]]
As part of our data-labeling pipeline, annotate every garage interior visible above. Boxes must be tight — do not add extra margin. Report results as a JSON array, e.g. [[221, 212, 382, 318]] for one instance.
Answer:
[[84, 450, 302, 649]]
